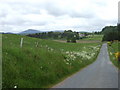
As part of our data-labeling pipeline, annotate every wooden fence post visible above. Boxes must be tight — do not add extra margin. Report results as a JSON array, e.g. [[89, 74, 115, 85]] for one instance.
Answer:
[[20, 38, 23, 48], [36, 42, 38, 47]]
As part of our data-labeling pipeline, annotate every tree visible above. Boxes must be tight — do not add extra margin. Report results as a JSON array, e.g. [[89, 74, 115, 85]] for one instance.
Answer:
[[102, 25, 119, 41], [71, 37, 76, 43], [67, 37, 71, 43]]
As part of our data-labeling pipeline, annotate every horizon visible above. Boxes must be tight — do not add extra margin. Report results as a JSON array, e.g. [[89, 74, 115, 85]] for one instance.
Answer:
[[1, 29, 101, 33], [2, 24, 118, 33]]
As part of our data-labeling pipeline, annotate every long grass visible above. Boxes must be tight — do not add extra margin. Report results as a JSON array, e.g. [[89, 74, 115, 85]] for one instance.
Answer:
[[108, 41, 120, 69], [3, 34, 102, 88]]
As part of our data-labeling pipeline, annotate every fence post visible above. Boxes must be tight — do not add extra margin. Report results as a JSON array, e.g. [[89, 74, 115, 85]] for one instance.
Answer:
[[36, 42, 38, 47], [20, 38, 23, 48]]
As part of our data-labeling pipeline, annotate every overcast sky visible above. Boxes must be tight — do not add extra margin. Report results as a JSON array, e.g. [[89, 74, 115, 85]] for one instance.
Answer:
[[0, 0, 119, 33]]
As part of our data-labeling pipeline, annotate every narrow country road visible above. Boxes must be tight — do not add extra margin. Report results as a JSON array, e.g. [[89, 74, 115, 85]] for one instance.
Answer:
[[52, 43, 118, 88]]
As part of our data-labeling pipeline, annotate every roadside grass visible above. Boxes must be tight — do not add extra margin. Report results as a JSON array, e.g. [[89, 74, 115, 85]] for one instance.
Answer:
[[3, 34, 102, 88], [108, 41, 120, 69]]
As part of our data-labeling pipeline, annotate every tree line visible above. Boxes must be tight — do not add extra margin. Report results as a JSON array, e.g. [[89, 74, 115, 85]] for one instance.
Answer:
[[27, 30, 90, 43]]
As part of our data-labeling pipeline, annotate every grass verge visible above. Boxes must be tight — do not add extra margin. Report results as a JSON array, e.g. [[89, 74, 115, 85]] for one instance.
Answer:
[[107, 41, 120, 69]]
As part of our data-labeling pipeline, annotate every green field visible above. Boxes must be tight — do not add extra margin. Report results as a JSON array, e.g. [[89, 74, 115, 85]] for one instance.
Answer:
[[53, 35, 103, 43], [3, 34, 102, 88], [80, 35, 103, 41], [108, 41, 120, 69]]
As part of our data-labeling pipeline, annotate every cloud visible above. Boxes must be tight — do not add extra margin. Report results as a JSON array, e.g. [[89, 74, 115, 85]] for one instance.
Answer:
[[43, 0, 95, 18], [0, 0, 119, 33]]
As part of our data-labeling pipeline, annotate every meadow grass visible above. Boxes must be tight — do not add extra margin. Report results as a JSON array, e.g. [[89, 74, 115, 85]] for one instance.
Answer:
[[108, 41, 120, 69], [3, 34, 102, 88]]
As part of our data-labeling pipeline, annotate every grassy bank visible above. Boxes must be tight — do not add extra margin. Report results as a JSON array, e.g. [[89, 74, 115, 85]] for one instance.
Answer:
[[108, 41, 120, 69], [3, 34, 102, 88]]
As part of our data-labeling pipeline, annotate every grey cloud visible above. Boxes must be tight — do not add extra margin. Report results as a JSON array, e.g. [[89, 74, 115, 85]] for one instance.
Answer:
[[1, 1, 41, 15], [24, 21, 48, 26], [118, 1, 120, 23], [44, 2, 66, 16], [69, 11, 94, 18], [1, 18, 48, 26], [2, 19, 26, 25], [0, 2, 48, 26], [71, 18, 117, 32], [94, 0, 107, 7], [0, 0, 118, 33], [12, 4, 41, 15], [0, 11, 8, 18], [44, 2, 94, 19], [47, 8, 66, 17]]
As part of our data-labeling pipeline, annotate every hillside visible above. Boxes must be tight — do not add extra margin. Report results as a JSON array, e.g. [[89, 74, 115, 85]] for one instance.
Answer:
[[3, 34, 102, 88]]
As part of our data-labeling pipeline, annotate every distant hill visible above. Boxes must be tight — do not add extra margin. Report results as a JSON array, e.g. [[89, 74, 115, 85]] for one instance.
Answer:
[[0, 32, 4, 34], [6, 32, 15, 34], [2, 32, 15, 34], [18, 29, 64, 35], [79, 31, 89, 33], [18, 29, 41, 35]]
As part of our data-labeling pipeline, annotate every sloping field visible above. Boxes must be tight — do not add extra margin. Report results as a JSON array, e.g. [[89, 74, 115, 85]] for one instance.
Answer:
[[3, 34, 101, 88]]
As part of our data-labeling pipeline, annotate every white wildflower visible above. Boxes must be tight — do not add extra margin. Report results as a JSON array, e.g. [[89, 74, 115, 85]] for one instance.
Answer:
[[63, 45, 100, 62], [14, 85, 17, 88], [66, 62, 69, 65], [40, 66, 43, 69], [45, 45, 48, 47], [110, 52, 112, 55], [61, 49, 64, 51], [40, 45, 43, 47]]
